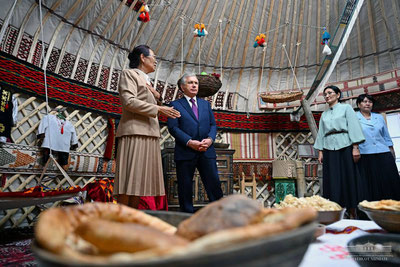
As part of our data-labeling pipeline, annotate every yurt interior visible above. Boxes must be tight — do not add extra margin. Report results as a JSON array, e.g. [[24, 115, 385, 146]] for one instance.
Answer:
[[0, 0, 399, 266]]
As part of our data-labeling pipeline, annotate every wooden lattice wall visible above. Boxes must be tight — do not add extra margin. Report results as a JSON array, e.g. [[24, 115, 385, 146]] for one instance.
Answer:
[[1, 92, 110, 228], [220, 132, 321, 208], [235, 132, 321, 207], [274, 132, 321, 197]]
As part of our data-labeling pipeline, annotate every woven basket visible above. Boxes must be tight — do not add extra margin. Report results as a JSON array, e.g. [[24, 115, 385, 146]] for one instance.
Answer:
[[260, 91, 303, 103], [196, 75, 222, 97]]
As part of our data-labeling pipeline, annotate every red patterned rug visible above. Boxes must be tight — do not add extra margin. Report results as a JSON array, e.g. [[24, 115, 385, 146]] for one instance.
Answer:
[[0, 239, 36, 266], [0, 51, 319, 132], [0, 227, 36, 266]]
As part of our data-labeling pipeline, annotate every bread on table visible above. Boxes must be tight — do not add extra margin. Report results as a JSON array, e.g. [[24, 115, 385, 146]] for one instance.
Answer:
[[35, 196, 317, 264], [35, 202, 179, 257], [176, 194, 265, 240]]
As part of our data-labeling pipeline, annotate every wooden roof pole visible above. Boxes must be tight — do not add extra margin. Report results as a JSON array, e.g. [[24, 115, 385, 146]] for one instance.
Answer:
[[180, 1, 211, 75], [292, 0, 365, 123], [379, 0, 396, 70], [27, 0, 64, 64], [204, 1, 229, 72], [83, 0, 128, 83], [232, 0, 258, 110], [12, 1, 36, 57], [221, 0, 247, 110], [302, 0, 312, 94], [154, 0, 185, 56], [265, 0, 284, 90], [249, 0, 271, 112], [70, 0, 114, 79], [158, 0, 203, 85], [366, 0, 379, 74], [55, 0, 98, 74], [209, 0, 237, 108], [285, 0, 299, 91], [94, 1, 137, 86], [291, 0, 305, 90], [42, 0, 84, 70], [301, 99, 318, 139], [275, 0, 292, 92]]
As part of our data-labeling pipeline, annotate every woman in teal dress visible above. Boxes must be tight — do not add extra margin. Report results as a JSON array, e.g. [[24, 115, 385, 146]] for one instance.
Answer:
[[314, 86, 367, 218]]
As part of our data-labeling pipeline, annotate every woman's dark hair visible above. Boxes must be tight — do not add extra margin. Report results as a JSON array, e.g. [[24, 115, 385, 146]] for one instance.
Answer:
[[323, 85, 342, 101], [128, 45, 151, 68], [356, 94, 375, 105]]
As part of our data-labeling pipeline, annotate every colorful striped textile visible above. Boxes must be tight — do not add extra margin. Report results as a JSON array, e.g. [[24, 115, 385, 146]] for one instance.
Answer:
[[228, 132, 274, 160], [304, 163, 319, 177]]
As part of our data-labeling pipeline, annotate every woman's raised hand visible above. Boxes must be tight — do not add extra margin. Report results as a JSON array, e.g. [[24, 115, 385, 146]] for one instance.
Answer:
[[158, 106, 181, 118]]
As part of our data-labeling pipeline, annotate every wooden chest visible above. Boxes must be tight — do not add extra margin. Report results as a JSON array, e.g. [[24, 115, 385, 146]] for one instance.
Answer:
[[161, 148, 235, 209]]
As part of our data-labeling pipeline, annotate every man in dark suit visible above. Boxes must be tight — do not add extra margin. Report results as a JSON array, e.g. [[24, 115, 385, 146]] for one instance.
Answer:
[[167, 73, 223, 213]]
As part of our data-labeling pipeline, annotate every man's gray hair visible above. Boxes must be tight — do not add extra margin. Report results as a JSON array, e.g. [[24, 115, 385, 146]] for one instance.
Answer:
[[177, 73, 197, 90]]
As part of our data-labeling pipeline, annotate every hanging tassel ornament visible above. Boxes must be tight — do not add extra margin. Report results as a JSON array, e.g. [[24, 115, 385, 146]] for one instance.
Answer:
[[321, 27, 332, 55], [137, 4, 150, 22], [58, 119, 65, 134], [193, 23, 208, 37], [253, 34, 267, 48]]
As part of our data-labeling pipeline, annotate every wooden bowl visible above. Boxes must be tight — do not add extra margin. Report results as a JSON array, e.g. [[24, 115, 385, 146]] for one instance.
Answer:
[[358, 205, 400, 233], [317, 209, 346, 225], [260, 91, 303, 103]]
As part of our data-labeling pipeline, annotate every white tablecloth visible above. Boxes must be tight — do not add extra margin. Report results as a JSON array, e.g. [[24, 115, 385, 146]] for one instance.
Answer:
[[299, 219, 383, 267]]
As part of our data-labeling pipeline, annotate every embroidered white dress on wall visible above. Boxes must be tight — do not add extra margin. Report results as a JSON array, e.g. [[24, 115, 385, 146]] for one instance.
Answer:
[[38, 114, 78, 152]]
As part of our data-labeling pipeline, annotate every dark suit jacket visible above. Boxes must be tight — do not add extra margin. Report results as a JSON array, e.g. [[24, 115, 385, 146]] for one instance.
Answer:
[[167, 97, 217, 161]]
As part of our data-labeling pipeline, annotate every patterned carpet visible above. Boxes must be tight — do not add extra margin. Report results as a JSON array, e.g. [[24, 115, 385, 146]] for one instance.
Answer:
[[0, 228, 36, 266]]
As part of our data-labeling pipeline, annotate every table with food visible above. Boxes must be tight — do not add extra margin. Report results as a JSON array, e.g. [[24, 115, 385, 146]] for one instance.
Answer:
[[33, 195, 400, 266], [277, 195, 400, 267]]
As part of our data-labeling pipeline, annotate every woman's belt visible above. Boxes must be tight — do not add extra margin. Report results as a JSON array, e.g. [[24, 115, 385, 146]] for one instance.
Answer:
[[325, 130, 347, 137]]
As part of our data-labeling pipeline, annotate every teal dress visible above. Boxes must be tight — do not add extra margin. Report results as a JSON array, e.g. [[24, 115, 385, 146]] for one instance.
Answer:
[[314, 103, 367, 209]]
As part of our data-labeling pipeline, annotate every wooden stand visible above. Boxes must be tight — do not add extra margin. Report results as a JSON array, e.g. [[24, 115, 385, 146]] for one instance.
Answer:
[[239, 172, 257, 199], [38, 154, 76, 187]]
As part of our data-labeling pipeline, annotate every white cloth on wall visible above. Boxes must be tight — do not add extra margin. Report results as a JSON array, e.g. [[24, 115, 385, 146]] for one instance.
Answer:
[[0, 95, 18, 143], [38, 114, 78, 152]]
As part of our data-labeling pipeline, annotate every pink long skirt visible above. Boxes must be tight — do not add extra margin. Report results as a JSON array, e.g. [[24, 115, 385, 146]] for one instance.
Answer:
[[114, 135, 165, 196]]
